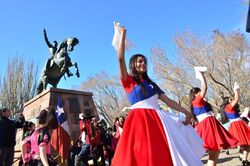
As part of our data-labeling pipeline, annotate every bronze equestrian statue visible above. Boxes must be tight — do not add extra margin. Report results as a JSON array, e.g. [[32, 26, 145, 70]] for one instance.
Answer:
[[36, 29, 80, 95]]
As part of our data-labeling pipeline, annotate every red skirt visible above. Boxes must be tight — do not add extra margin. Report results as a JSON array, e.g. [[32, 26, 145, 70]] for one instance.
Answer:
[[229, 120, 250, 146], [111, 108, 173, 166], [196, 116, 238, 151]]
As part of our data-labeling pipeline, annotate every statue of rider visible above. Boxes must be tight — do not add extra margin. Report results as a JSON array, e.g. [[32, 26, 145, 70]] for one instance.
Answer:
[[43, 29, 73, 77]]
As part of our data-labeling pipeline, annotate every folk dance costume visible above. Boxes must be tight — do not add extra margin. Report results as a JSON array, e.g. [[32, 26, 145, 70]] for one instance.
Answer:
[[112, 75, 205, 166], [23, 127, 56, 166], [225, 104, 250, 146], [192, 96, 238, 151]]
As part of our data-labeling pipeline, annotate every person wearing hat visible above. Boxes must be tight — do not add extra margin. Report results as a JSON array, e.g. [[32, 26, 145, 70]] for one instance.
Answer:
[[0, 108, 25, 166], [75, 113, 96, 166]]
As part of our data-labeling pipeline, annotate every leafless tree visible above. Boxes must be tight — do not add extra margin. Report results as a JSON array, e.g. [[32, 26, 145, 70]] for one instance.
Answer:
[[151, 30, 250, 111], [0, 56, 38, 115], [151, 46, 193, 106], [79, 71, 129, 126]]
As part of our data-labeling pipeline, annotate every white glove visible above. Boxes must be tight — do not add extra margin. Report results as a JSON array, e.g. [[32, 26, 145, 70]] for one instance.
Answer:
[[233, 82, 240, 92], [194, 66, 207, 81]]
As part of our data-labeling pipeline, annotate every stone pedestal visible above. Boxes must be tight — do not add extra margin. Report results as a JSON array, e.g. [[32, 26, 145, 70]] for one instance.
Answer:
[[14, 88, 98, 165], [24, 87, 97, 139]]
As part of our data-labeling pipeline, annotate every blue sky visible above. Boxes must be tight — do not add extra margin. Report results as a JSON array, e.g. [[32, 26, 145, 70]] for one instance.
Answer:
[[0, 0, 248, 89]]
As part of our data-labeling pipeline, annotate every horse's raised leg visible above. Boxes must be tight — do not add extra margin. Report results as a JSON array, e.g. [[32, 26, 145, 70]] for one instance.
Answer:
[[74, 62, 80, 77], [66, 69, 73, 77]]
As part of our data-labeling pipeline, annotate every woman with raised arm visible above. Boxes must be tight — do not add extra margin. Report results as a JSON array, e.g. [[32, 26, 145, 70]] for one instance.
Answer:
[[220, 83, 250, 166], [190, 69, 238, 166], [111, 23, 205, 166]]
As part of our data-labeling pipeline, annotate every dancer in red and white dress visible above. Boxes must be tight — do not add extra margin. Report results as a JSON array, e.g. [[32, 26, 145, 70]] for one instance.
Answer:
[[111, 23, 205, 166], [220, 82, 250, 166], [190, 68, 238, 166]]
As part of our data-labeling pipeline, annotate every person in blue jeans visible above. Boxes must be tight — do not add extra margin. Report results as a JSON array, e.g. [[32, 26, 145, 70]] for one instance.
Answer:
[[75, 116, 92, 166], [75, 143, 90, 166], [68, 139, 82, 166]]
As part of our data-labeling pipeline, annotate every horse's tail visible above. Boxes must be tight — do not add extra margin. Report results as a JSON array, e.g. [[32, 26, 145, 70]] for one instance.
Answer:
[[36, 80, 44, 95]]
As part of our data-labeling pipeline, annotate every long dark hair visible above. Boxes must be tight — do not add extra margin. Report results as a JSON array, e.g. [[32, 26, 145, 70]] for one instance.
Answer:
[[46, 108, 58, 129], [220, 96, 240, 124], [189, 87, 201, 121], [37, 108, 58, 129], [129, 54, 160, 96], [113, 117, 119, 132], [219, 97, 230, 124], [22, 121, 35, 140]]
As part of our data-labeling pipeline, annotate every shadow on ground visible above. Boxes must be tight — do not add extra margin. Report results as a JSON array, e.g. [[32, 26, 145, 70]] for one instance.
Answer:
[[202, 155, 239, 165]]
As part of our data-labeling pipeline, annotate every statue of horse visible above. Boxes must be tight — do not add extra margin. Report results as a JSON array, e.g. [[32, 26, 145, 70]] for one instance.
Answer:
[[36, 37, 80, 95]]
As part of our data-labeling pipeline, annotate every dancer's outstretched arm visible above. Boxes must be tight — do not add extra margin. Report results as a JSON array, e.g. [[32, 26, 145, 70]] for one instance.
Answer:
[[115, 23, 128, 80], [199, 72, 207, 98], [159, 94, 192, 124], [231, 83, 239, 107]]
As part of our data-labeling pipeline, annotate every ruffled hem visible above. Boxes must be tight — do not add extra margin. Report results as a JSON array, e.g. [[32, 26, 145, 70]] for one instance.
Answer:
[[196, 116, 238, 151], [112, 108, 173, 166], [112, 108, 205, 166], [229, 120, 250, 146]]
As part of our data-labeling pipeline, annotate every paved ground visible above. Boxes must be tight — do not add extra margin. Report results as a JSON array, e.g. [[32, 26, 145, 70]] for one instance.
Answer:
[[202, 148, 249, 166], [14, 147, 248, 166]]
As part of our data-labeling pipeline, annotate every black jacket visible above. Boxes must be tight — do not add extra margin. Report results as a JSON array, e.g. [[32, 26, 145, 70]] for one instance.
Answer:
[[0, 115, 25, 148]]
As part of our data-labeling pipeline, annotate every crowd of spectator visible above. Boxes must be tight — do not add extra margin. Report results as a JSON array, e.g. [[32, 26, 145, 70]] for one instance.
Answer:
[[73, 114, 125, 166], [0, 107, 126, 166]]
